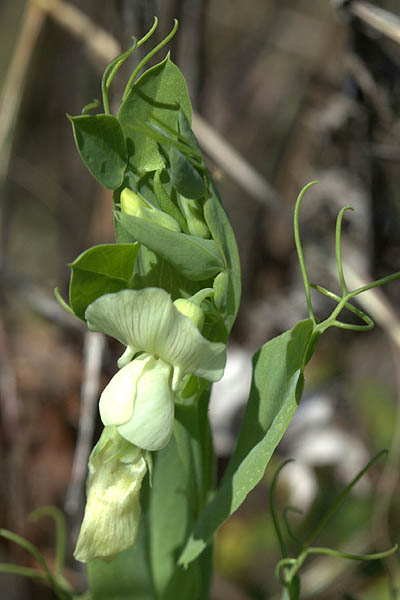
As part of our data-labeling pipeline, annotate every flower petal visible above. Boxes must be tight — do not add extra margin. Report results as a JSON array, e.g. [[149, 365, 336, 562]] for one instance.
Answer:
[[85, 288, 226, 382], [99, 356, 151, 426], [74, 427, 147, 562], [117, 358, 174, 451]]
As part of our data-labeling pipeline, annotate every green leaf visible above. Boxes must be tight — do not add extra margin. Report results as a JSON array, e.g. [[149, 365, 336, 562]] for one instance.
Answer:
[[177, 110, 200, 151], [153, 170, 188, 232], [116, 212, 224, 281], [118, 55, 191, 172], [69, 243, 139, 320], [69, 115, 128, 189], [178, 319, 314, 566], [132, 247, 203, 301], [169, 147, 206, 199], [87, 511, 154, 600], [203, 186, 241, 329], [149, 434, 199, 597]]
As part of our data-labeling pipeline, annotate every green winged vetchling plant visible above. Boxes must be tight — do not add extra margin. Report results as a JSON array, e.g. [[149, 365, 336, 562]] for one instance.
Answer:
[[2, 18, 399, 600]]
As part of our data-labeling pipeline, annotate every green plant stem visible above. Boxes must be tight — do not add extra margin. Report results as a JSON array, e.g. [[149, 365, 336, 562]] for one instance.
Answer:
[[29, 506, 67, 576], [136, 16, 159, 48], [0, 564, 47, 580], [293, 182, 319, 323], [335, 206, 353, 295], [81, 99, 100, 115], [283, 506, 303, 546], [294, 182, 400, 337], [101, 40, 138, 115], [313, 270, 400, 334], [350, 271, 400, 297], [276, 454, 391, 595], [304, 450, 387, 547], [122, 19, 178, 101], [311, 284, 373, 333], [278, 542, 398, 591], [276, 558, 297, 585], [0, 528, 73, 600], [100, 16, 160, 115], [270, 460, 295, 559], [306, 545, 398, 561]]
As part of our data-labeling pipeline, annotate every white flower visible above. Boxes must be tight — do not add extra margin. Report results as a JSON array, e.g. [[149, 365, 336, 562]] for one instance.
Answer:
[[85, 288, 226, 451], [99, 355, 174, 451]]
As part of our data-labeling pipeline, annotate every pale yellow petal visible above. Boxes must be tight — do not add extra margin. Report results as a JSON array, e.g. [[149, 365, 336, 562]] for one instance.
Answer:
[[99, 357, 151, 426], [85, 288, 226, 382], [117, 358, 174, 451], [74, 428, 147, 562]]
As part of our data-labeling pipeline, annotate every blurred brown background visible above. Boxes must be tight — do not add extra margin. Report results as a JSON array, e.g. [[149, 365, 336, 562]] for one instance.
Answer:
[[0, 0, 400, 598]]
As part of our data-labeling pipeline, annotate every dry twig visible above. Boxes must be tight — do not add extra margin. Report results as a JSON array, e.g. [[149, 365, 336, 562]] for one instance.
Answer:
[[350, 1, 400, 47], [0, 1, 45, 219], [64, 332, 105, 523], [33, 0, 120, 65]]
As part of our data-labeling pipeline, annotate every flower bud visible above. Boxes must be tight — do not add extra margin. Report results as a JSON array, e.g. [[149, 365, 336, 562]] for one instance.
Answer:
[[177, 195, 210, 239], [121, 188, 181, 232], [74, 427, 149, 562], [174, 298, 205, 330]]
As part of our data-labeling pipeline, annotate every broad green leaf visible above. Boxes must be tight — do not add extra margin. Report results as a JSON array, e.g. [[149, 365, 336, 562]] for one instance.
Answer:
[[69, 115, 127, 189], [118, 56, 191, 172], [179, 319, 314, 566], [116, 212, 224, 281], [69, 243, 139, 320]]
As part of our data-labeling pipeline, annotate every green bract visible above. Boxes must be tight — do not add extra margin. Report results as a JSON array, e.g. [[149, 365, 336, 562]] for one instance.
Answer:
[[120, 188, 181, 232]]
